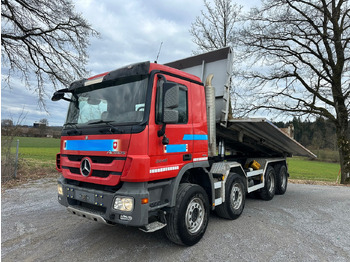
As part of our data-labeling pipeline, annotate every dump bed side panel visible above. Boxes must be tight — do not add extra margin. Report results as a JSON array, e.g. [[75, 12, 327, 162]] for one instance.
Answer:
[[221, 119, 316, 158], [165, 47, 232, 124]]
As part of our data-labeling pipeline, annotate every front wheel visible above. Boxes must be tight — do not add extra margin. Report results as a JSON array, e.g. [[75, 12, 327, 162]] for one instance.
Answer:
[[215, 174, 246, 220], [164, 183, 209, 246]]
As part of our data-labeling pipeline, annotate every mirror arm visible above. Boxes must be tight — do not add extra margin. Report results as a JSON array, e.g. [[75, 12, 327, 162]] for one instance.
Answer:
[[157, 123, 166, 137], [157, 123, 169, 145], [62, 97, 73, 102]]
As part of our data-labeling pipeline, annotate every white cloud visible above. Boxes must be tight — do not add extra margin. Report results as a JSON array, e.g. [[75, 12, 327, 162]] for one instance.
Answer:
[[1, 0, 260, 126]]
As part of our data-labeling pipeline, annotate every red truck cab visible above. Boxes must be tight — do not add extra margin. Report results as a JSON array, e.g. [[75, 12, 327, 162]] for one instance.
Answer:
[[54, 62, 210, 231]]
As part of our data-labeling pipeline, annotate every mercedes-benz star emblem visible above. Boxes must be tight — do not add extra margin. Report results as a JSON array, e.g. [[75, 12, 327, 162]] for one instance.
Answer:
[[80, 157, 92, 177]]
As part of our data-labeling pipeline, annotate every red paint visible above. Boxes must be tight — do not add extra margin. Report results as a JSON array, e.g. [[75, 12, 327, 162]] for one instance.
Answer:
[[57, 63, 209, 187], [87, 72, 109, 80]]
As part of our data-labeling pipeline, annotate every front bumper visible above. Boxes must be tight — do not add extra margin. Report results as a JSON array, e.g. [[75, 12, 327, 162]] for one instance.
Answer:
[[57, 176, 149, 227]]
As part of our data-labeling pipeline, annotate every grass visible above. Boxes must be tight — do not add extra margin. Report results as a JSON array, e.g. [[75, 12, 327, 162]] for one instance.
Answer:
[[287, 157, 341, 182], [2, 136, 61, 188], [1, 136, 344, 187], [309, 148, 339, 163], [12, 136, 60, 161]]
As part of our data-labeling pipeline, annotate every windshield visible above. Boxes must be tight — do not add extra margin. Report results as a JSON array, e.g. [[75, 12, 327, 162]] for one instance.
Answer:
[[65, 77, 148, 126]]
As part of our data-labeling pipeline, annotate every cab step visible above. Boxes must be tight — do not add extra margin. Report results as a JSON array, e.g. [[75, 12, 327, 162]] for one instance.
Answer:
[[139, 221, 167, 233]]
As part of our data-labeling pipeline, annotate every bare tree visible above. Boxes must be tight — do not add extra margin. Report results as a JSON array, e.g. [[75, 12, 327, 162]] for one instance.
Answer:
[[190, 0, 242, 53], [39, 118, 48, 126], [1, 0, 98, 105], [235, 0, 350, 184], [38, 118, 48, 136]]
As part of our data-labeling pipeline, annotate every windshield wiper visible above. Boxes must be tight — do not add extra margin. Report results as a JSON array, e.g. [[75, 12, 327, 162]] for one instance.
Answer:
[[64, 122, 82, 135], [88, 120, 124, 134], [88, 120, 114, 125]]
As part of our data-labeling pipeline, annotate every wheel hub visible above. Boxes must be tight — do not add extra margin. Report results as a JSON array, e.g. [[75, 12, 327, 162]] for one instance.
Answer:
[[230, 183, 243, 210], [185, 197, 204, 234]]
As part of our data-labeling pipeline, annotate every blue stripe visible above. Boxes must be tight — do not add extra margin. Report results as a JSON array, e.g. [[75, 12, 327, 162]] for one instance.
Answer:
[[183, 134, 208, 141], [165, 144, 187, 153], [65, 139, 114, 151]]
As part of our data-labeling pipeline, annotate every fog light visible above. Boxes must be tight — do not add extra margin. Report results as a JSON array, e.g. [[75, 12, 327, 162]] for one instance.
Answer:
[[113, 197, 134, 212], [58, 184, 63, 195]]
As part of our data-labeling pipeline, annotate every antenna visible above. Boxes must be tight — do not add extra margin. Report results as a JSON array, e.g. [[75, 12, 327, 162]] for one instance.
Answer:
[[155, 42, 163, 63]]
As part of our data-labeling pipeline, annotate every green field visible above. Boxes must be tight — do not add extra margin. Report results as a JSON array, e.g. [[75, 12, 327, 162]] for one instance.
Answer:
[[13, 136, 60, 161], [287, 157, 340, 182], [3, 136, 341, 183]]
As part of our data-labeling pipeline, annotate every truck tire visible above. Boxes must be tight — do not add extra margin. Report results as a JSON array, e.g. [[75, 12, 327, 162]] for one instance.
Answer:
[[215, 173, 245, 220], [275, 165, 288, 195], [259, 166, 276, 200], [164, 183, 209, 246]]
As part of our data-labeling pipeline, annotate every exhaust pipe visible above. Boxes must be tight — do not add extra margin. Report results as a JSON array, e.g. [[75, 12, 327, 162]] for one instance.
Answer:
[[205, 74, 217, 157]]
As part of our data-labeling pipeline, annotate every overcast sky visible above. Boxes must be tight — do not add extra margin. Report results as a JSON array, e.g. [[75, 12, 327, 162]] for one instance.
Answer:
[[1, 0, 260, 126]]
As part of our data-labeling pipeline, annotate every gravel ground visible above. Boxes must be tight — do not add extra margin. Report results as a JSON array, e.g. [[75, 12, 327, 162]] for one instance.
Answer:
[[2, 178, 350, 262]]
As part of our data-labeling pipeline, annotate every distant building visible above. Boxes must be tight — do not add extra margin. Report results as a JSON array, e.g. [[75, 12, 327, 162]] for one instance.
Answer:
[[280, 124, 294, 138], [33, 122, 46, 128]]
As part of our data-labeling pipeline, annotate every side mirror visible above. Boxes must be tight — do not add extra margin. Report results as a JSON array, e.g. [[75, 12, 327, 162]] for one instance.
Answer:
[[51, 91, 65, 101], [51, 88, 72, 102], [163, 109, 178, 124], [162, 83, 179, 124]]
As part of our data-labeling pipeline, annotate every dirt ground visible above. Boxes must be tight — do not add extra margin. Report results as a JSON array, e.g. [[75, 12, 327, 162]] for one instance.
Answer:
[[2, 178, 350, 262]]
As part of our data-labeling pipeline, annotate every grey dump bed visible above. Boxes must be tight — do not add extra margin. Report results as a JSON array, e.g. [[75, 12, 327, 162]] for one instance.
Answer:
[[219, 119, 316, 158], [166, 48, 315, 158]]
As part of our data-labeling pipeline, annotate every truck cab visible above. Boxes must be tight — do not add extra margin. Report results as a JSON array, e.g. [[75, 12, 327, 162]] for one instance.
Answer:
[[55, 62, 211, 237]]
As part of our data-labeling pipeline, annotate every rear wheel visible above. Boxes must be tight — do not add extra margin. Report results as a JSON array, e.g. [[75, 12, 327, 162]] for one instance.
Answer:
[[215, 174, 246, 220], [164, 183, 209, 246], [259, 166, 276, 200], [275, 165, 288, 195]]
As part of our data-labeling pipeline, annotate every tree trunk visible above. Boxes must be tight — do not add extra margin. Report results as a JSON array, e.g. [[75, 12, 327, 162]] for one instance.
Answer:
[[336, 124, 350, 184]]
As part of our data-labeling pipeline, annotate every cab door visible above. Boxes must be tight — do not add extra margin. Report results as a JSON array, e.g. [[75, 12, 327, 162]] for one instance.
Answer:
[[148, 75, 193, 181]]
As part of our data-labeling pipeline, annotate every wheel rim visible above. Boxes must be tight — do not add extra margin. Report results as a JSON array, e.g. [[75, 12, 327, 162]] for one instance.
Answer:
[[230, 183, 243, 210], [185, 197, 205, 234], [267, 171, 275, 194]]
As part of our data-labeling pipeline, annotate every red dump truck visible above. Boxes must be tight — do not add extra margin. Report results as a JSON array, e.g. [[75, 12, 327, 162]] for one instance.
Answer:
[[52, 47, 315, 246]]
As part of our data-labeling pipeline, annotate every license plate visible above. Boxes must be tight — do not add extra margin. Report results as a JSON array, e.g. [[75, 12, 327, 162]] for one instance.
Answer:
[[75, 190, 95, 204]]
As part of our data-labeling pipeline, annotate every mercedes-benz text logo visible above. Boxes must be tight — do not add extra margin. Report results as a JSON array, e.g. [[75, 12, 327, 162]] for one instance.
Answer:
[[80, 157, 92, 177]]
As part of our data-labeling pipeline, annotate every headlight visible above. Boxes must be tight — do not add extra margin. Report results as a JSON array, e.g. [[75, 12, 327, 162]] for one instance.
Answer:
[[113, 197, 134, 212], [57, 184, 63, 195]]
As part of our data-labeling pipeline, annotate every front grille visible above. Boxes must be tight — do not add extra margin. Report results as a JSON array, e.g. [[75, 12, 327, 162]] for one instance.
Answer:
[[64, 167, 121, 178], [65, 155, 124, 164], [91, 170, 112, 178]]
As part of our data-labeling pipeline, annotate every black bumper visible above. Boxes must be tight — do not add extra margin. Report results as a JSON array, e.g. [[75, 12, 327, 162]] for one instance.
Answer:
[[57, 176, 150, 227]]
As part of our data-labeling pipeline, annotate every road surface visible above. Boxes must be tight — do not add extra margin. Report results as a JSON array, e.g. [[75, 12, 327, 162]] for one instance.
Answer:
[[2, 177, 350, 261]]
